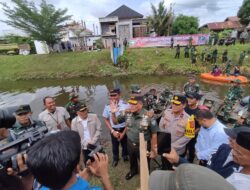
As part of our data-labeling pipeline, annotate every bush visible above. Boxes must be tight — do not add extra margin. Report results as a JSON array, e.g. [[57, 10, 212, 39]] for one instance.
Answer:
[[116, 52, 129, 69]]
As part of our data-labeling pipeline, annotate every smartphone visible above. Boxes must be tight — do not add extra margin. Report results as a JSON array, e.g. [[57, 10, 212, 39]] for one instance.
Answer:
[[157, 132, 171, 155]]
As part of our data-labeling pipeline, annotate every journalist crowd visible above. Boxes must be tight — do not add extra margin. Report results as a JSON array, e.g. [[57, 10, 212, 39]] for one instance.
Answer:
[[0, 80, 250, 190]]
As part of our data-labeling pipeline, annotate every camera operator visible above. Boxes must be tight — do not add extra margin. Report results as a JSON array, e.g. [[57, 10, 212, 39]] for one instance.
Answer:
[[8, 105, 44, 141], [26, 130, 113, 190]]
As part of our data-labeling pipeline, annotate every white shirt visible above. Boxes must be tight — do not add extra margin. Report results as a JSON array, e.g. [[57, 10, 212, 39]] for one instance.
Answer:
[[38, 107, 70, 131], [79, 117, 91, 142], [227, 171, 250, 190], [102, 99, 129, 129]]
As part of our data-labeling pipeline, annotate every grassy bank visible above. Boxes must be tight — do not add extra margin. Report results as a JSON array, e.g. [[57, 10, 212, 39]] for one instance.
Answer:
[[0, 44, 249, 81]]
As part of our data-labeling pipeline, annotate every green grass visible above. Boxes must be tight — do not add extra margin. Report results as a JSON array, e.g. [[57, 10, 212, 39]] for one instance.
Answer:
[[0, 44, 249, 81]]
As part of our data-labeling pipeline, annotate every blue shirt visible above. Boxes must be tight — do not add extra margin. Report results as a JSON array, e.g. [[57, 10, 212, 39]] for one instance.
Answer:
[[195, 119, 229, 161], [39, 176, 102, 190], [102, 99, 129, 129]]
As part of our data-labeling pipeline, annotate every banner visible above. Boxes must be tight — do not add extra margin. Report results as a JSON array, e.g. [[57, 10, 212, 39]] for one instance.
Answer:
[[129, 34, 210, 48]]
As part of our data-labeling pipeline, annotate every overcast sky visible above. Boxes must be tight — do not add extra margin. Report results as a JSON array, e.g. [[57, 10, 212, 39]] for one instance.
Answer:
[[0, 0, 244, 36]]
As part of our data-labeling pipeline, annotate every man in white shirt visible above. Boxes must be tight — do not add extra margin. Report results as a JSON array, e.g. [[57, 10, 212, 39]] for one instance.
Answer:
[[71, 103, 102, 164], [38, 96, 71, 131]]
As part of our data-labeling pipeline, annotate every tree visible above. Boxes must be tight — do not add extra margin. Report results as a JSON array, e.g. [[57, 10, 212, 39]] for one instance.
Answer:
[[172, 15, 199, 35], [237, 0, 250, 25], [147, 1, 174, 36], [0, 0, 72, 46]]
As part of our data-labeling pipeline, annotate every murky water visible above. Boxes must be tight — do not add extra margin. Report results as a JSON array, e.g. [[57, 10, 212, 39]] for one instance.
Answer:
[[0, 75, 249, 139]]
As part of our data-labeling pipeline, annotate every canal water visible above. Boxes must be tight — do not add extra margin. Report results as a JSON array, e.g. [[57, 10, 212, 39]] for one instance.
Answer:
[[0, 75, 249, 139]]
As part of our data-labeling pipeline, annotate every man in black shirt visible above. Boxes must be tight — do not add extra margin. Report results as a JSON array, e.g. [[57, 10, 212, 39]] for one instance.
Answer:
[[184, 92, 201, 162]]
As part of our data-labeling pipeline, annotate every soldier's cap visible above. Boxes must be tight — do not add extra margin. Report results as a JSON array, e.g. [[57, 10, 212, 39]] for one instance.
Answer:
[[15, 104, 31, 115], [186, 92, 201, 100], [69, 92, 78, 100], [171, 94, 186, 105], [109, 88, 120, 96], [75, 103, 88, 112], [149, 164, 235, 190], [188, 75, 196, 79], [224, 126, 250, 139], [232, 79, 241, 84], [127, 96, 143, 105]]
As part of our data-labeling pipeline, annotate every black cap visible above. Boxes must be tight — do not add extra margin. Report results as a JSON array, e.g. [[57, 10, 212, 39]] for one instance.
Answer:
[[75, 103, 88, 112], [15, 105, 31, 115], [171, 94, 186, 105], [186, 92, 201, 100], [224, 126, 250, 139], [236, 132, 250, 151], [109, 88, 120, 96]]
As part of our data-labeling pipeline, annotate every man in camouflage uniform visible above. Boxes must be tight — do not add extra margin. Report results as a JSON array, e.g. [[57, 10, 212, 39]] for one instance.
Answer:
[[223, 79, 244, 121], [183, 75, 200, 95], [112, 96, 157, 180], [222, 49, 228, 63], [8, 105, 45, 141], [211, 48, 218, 64], [233, 97, 250, 128], [238, 51, 246, 66], [224, 60, 232, 76], [65, 92, 80, 121]]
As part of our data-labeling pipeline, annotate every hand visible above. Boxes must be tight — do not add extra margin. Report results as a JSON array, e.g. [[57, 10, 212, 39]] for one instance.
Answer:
[[110, 100, 118, 113], [149, 150, 157, 159], [87, 153, 109, 177], [162, 148, 180, 164], [118, 132, 125, 141], [7, 154, 28, 176], [112, 131, 120, 139], [146, 111, 154, 118]]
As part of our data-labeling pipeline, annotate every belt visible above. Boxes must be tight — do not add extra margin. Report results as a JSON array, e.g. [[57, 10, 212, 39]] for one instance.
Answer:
[[113, 127, 125, 132]]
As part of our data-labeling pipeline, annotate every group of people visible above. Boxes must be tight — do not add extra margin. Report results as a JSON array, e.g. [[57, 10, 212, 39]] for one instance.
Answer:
[[1, 75, 250, 190]]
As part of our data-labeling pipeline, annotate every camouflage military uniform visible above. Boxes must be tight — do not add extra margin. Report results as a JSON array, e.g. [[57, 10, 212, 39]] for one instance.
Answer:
[[9, 119, 45, 141], [238, 51, 246, 66], [223, 85, 244, 121], [65, 101, 79, 120], [183, 82, 199, 95]]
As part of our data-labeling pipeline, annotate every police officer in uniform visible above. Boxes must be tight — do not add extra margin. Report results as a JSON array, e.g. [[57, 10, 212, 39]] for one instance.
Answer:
[[159, 94, 191, 170], [65, 92, 80, 121], [113, 96, 157, 180], [8, 105, 44, 141], [103, 88, 129, 167]]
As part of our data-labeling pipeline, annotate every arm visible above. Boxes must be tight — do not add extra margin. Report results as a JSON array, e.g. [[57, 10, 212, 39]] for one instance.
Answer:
[[150, 133, 157, 158], [162, 148, 189, 166], [91, 115, 102, 144], [87, 153, 113, 190], [172, 136, 191, 154], [64, 108, 71, 128]]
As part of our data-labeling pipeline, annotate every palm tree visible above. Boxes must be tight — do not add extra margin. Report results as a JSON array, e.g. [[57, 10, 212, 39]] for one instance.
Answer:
[[147, 1, 174, 36]]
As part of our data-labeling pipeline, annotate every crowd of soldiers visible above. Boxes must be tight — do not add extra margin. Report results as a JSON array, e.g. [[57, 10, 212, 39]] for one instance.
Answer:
[[1, 74, 250, 190]]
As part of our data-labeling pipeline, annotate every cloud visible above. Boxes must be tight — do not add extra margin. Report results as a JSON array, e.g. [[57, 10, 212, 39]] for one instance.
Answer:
[[0, 0, 244, 36]]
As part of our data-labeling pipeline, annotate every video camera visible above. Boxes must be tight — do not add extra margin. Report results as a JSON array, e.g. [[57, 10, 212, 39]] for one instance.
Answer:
[[0, 106, 18, 129], [0, 106, 48, 173], [87, 144, 105, 162]]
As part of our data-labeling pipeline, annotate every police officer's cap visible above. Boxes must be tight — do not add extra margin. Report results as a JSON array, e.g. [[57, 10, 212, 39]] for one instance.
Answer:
[[128, 96, 143, 105], [109, 88, 120, 96], [15, 104, 31, 115], [171, 94, 186, 105]]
